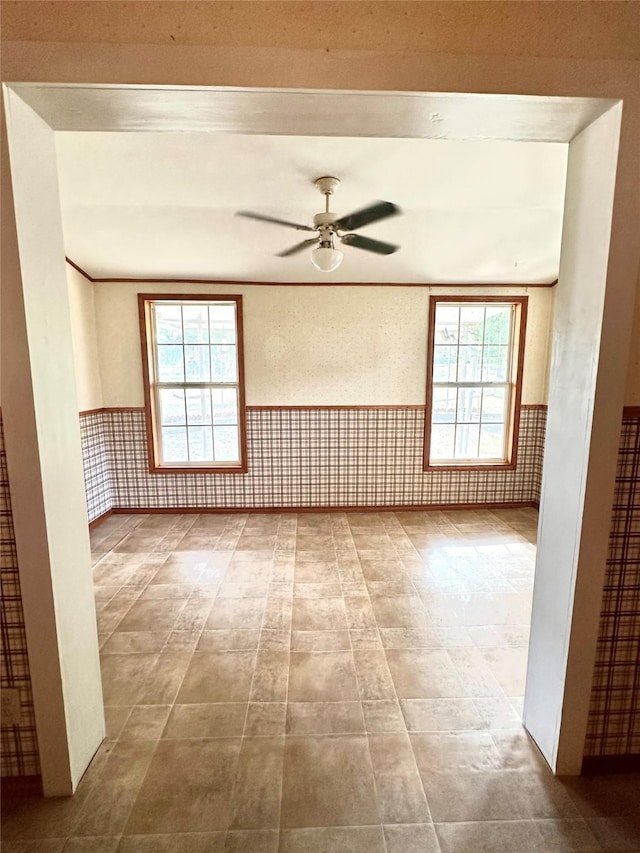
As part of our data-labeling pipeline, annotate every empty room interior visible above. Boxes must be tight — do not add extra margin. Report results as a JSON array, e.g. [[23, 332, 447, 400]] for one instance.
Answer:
[[1, 4, 639, 853]]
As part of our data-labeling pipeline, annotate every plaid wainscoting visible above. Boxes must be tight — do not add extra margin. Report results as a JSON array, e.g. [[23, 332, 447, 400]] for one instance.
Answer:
[[0, 414, 40, 779], [80, 410, 113, 523], [79, 406, 547, 518], [585, 411, 640, 758]]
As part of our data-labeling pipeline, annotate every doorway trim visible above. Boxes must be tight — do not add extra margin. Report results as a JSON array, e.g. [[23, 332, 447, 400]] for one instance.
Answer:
[[1, 82, 633, 792]]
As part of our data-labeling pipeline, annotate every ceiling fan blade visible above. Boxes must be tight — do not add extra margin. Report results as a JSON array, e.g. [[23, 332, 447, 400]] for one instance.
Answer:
[[276, 237, 319, 257], [341, 233, 399, 255], [334, 201, 400, 233], [236, 211, 315, 232]]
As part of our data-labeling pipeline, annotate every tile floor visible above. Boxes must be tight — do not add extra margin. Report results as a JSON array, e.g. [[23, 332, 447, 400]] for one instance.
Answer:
[[3, 508, 640, 852]]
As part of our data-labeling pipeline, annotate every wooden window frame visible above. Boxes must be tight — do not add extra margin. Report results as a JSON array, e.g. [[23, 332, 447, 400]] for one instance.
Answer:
[[423, 295, 528, 472], [138, 293, 248, 474]]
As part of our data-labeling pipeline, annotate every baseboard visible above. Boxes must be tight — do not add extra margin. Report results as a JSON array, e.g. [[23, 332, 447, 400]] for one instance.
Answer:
[[89, 508, 113, 529], [0, 774, 42, 798], [582, 754, 640, 774], [105, 500, 539, 516]]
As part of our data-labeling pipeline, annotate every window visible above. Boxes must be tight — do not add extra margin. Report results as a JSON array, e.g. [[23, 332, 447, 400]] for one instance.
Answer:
[[424, 296, 527, 469], [138, 294, 247, 473]]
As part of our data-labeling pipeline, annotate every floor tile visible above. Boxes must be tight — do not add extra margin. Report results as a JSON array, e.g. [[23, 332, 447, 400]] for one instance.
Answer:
[[585, 816, 640, 851], [119, 705, 171, 740], [291, 597, 348, 631], [286, 701, 365, 734], [401, 697, 484, 731], [435, 819, 547, 852], [383, 823, 440, 853], [385, 648, 467, 698], [291, 629, 351, 651], [280, 735, 380, 827], [228, 736, 284, 829], [100, 654, 159, 706], [352, 649, 396, 700], [197, 629, 261, 651], [14, 508, 637, 853], [250, 650, 289, 702], [100, 631, 170, 655], [163, 704, 247, 738], [420, 770, 530, 822], [206, 598, 266, 630], [288, 651, 359, 702], [223, 829, 278, 852], [117, 833, 225, 851], [114, 599, 186, 633], [368, 733, 431, 823], [63, 839, 119, 853], [175, 651, 256, 703], [362, 699, 406, 732], [370, 596, 428, 628], [410, 731, 503, 773], [534, 818, 604, 851], [72, 741, 157, 837], [125, 738, 242, 833], [244, 702, 286, 736], [279, 826, 385, 852]]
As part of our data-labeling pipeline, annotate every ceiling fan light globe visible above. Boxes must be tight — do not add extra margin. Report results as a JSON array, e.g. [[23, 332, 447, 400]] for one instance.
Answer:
[[311, 246, 343, 272]]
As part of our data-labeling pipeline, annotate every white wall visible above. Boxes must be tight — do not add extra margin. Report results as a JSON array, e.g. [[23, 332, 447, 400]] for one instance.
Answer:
[[93, 280, 553, 408], [67, 265, 103, 411], [3, 89, 104, 796], [524, 104, 626, 774]]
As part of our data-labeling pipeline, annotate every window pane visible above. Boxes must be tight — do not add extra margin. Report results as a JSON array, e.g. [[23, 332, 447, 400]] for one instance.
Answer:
[[482, 347, 509, 382], [479, 423, 505, 459], [159, 388, 186, 425], [212, 387, 238, 425], [432, 387, 457, 424], [186, 388, 212, 425], [157, 345, 185, 381], [485, 306, 510, 344], [430, 424, 455, 460], [434, 305, 459, 344], [455, 424, 480, 459], [457, 387, 482, 423], [481, 387, 507, 422], [155, 304, 182, 343], [210, 304, 237, 344], [183, 305, 209, 343], [214, 426, 240, 462], [211, 345, 238, 382], [459, 306, 484, 343], [161, 426, 187, 462], [188, 426, 214, 462], [433, 346, 457, 382], [457, 346, 482, 382], [185, 345, 211, 382]]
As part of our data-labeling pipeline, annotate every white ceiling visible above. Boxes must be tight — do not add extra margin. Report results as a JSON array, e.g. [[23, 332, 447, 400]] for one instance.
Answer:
[[55, 131, 567, 283]]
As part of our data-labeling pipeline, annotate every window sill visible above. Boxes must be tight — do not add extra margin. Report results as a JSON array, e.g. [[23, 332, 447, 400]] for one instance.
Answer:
[[424, 460, 516, 472], [148, 463, 248, 474]]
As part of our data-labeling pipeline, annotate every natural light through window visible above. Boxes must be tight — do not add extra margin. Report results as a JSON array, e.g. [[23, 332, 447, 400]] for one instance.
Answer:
[[425, 297, 527, 469], [139, 295, 246, 472]]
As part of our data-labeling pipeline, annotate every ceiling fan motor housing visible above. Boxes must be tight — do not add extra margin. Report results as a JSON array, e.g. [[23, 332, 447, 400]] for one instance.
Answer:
[[313, 211, 337, 229]]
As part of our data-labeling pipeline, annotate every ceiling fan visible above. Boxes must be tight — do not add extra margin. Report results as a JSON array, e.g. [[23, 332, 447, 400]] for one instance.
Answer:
[[236, 176, 401, 272]]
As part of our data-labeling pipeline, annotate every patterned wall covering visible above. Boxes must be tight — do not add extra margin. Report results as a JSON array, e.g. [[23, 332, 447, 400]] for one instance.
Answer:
[[80, 405, 547, 521], [80, 410, 113, 523], [0, 414, 40, 779], [585, 411, 640, 758]]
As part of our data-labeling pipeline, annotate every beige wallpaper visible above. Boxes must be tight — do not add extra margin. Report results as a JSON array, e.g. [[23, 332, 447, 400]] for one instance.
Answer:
[[624, 272, 640, 405], [67, 265, 103, 411], [92, 280, 553, 408]]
